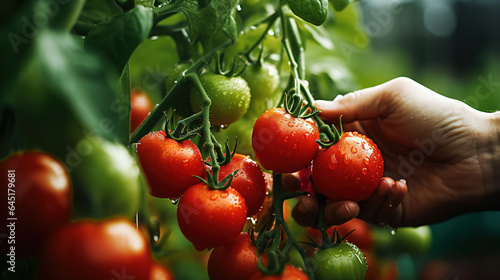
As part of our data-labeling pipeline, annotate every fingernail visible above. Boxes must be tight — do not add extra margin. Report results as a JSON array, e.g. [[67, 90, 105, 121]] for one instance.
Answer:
[[336, 203, 355, 220], [333, 94, 344, 102]]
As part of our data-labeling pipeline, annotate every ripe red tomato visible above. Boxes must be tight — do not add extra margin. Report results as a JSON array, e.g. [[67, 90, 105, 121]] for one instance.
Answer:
[[249, 265, 309, 280], [177, 183, 247, 251], [215, 153, 267, 216], [252, 108, 320, 173], [136, 130, 204, 198], [312, 131, 384, 201], [150, 262, 175, 280], [130, 88, 154, 133], [36, 218, 152, 280], [0, 151, 71, 257], [306, 218, 374, 251], [208, 232, 269, 280]]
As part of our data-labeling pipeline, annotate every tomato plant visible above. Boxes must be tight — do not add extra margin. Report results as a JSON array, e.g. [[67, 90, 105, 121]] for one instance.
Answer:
[[307, 242, 367, 280], [208, 232, 269, 280], [130, 88, 154, 133], [190, 72, 251, 127], [252, 108, 320, 173], [136, 130, 204, 199], [36, 218, 152, 280], [176, 183, 247, 251], [312, 131, 384, 201], [0, 151, 71, 257]]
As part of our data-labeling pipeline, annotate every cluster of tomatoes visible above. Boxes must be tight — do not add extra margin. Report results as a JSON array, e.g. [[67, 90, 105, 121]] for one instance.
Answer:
[[0, 151, 174, 280]]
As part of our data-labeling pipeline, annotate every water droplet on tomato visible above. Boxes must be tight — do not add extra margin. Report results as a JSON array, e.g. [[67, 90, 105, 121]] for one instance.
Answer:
[[357, 153, 362, 158], [220, 192, 228, 198], [343, 153, 352, 165], [363, 157, 370, 165], [283, 136, 288, 142], [362, 167, 368, 175], [351, 147, 357, 154], [355, 177, 361, 184], [210, 194, 218, 200], [287, 121, 294, 127], [329, 154, 338, 170]]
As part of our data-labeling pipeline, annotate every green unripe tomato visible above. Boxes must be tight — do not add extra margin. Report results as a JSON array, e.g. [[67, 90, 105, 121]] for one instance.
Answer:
[[190, 72, 251, 127], [393, 226, 432, 256], [307, 242, 367, 280], [241, 61, 280, 101], [70, 135, 141, 220]]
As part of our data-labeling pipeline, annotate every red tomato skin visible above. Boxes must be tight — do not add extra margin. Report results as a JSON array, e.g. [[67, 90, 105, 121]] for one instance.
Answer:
[[312, 131, 384, 201], [249, 265, 309, 280], [177, 183, 247, 251], [306, 218, 374, 251], [252, 108, 320, 173], [0, 151, 71, 257], [217, 153, 267, 216], [130, 89, 154, 133], [150, 262, 175, 280], [208, 232, 268, 280], [36, 218, 152, 280], [136, 131, 204, 199]]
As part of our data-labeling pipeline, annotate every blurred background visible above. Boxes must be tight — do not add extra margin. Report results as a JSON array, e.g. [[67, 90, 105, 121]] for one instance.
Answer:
[[353, 0, 500, 279]]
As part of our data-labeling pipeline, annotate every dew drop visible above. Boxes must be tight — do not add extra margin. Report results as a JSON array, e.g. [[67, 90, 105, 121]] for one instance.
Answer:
[[170, 198, 180, 205], [363, 157, 370, 165], [362, 167, 368, 175], [355, 177, 361, 184], [220, 192, 228, 198], [351, 147, 358, 154], [283, 136, 289, 143], [329, 154, 338, 170], [247, 216, 257, 225], [343, 153, 352, 165], [287, 121, 294, 127], [210, 194, 218, 200], [390, 228, 397, 236]]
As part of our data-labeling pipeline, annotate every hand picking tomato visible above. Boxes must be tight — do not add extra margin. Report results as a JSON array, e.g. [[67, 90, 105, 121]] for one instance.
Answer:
[[213, 153, 267, 216], [136, 130, 204, 199], [307, 241, 367, 280], [189, 72, 251, 127], [177, 183, 247, 250], [252, 108, 320, 173], [249, 264, 309, 280], [312, 131, 384, 201], [208, 232, 268, 280], [36, 218, 152, 280], [130, 88, 154, 133], [0, 151, 71, 257]]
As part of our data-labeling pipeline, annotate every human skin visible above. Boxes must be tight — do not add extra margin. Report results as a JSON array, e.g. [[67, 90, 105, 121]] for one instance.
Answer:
[[291, 77, 500, 228]]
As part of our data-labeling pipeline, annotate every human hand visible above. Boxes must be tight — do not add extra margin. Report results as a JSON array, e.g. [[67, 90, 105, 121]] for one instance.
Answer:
[[292, 77, 500, 228]]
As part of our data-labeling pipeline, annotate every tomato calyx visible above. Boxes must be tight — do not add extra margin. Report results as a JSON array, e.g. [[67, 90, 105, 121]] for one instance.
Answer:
[[283, 89, 320, 119], [164, 111, 203, 142], [213, 51, 247, 77], [316, 116, 344, 148]]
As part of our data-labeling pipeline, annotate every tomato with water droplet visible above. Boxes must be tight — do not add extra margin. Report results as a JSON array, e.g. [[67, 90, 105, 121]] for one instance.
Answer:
[[312, 131, 384, 201]]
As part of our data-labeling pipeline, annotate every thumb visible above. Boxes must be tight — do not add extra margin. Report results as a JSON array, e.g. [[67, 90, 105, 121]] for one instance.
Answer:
[[314, 80, 396, 124]]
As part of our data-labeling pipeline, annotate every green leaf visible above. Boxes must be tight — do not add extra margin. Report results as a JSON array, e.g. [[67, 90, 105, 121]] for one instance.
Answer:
[[13, 30, 124, 158], [288, 0, 328, 26], [84, 5, 153, 72], [74, 0, 122, 33], [162, 0, 240, 44]]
